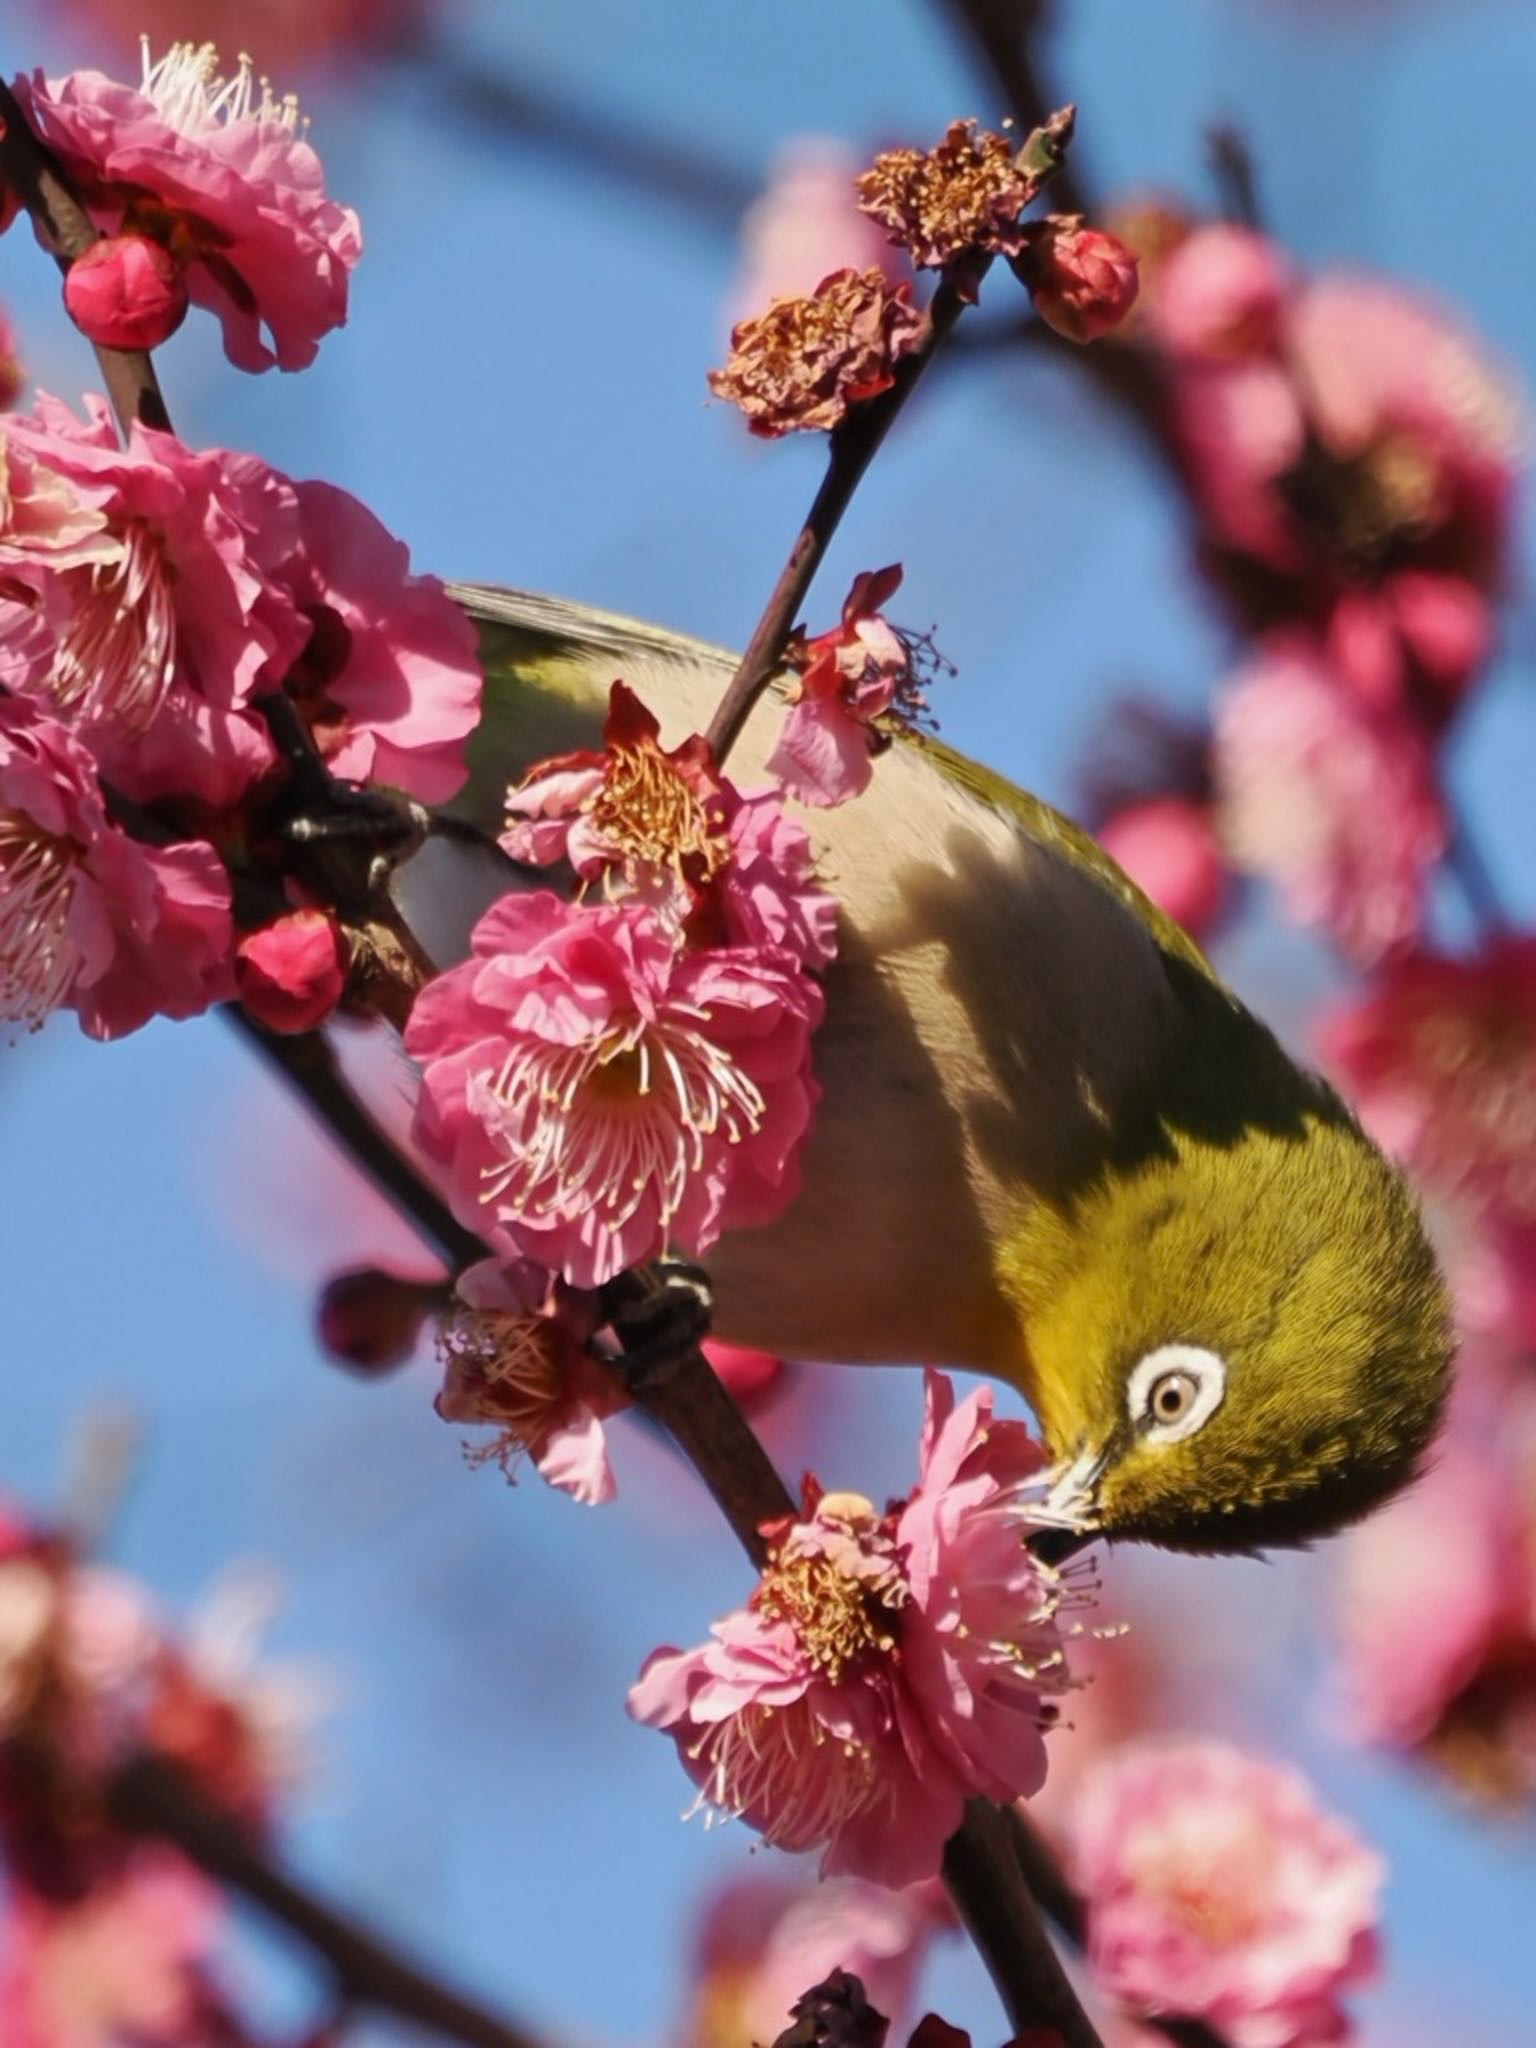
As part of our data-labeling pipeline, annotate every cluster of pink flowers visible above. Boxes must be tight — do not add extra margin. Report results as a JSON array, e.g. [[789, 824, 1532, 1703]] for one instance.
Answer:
[[0, 388, 479, 1039], [1091, 218, 1516, 971], [0, 1507, 321, 2047], [407, 679, 832, 1292], [12, 41, 361, 368], [1067, 1738, 1384, 2046], [630, 1371, 1081, 1887]]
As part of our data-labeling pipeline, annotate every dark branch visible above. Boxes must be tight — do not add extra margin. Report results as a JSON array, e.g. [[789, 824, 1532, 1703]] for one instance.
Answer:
[[106, 1751, 542, 2048]]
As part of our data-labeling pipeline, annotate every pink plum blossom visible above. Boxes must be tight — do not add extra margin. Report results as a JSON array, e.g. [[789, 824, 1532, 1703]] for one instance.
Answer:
[[1213, 642, 1445, 964], [234, 908, 349, 1033], [275, 477, 483, 802], [629, 1371, 1075, 1886], [1329, 1365, 1536, 1768], [505, 682, 837, 965], [769, 567, 925, 807], [1142, 223, 1291, 362], [684, 1872, 950, 2048], [57, 0, 423, 75], [1167, 270, 1516, 718], [16, 42, 362, 372], [0, 394, 304, 794], [0, 1851, 221, 2048], [434, 1257, 622, 1505], [1068, 1739, 1383, 2047], [733, 139, 907, 322], [0, 696, 235, 1038], [406, 891, 822, 1287], [1098, 796, 1230, 940], [62, 233, 189, 351], [1319, 937, 1536, 1228]]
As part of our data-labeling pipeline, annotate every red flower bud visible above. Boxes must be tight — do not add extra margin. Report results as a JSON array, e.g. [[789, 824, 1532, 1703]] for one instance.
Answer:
[[63, 234, 189, 351], [317, 1266, 439, 1373], [1027, 219, 1139, 343], [236, 909, 348, 1034]]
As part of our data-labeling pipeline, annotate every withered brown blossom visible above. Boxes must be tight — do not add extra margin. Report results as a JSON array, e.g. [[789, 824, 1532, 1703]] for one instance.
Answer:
[[854, 112, 1074, 271], [708, 268, 925, 437]]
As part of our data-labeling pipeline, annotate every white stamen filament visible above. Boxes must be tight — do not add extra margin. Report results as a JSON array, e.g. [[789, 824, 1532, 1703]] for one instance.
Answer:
[[479, 1011, 765, 1236], [140, 38, 303, 134], [0, 811, 79, 1030], [49, 526, 176, 732], [684, 1702, 883, 1850]]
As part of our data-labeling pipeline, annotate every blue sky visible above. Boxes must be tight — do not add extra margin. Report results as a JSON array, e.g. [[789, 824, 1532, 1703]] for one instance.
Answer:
[[2, 1, 1536, 2042]]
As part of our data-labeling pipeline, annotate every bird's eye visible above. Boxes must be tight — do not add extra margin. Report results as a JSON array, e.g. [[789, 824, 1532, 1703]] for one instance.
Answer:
[[1126, 1344, 1227, 1444]]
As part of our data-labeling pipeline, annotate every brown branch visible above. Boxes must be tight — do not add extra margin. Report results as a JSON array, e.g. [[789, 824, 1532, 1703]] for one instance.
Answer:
[[225, 1009, 487, 1273], [0, 76, 170, 435], [704, 268, 980, 763], [106, 1750, 541, 2048]]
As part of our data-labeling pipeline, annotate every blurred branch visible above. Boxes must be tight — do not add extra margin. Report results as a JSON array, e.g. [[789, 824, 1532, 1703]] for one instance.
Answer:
[[1207, 124, 1263, 230], [932, 0, 1085, 218], [0, 75, 170, 434], [413, 36, 757, 236], [105, 1750, 542, 2048]]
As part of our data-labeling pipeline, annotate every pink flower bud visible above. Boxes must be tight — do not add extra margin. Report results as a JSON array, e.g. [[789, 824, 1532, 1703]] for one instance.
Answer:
[[317, 1266, 438, 1373], [1028, 220, 1139, 342], [235, 910, 349, 1034], [63, 235, 189, 352], [1098, 795, 1230, 939]]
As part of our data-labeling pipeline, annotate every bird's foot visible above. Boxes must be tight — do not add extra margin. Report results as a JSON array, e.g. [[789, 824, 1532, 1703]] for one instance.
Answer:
[[600, 1259, 714, 1386]]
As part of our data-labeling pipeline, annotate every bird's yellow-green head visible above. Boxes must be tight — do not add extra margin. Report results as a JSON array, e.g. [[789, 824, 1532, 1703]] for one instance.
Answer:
[[1000, 973, 1455, 1554]]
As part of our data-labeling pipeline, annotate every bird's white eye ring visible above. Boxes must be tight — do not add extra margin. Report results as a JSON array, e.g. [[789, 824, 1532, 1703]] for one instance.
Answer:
[[1126, 1344, 1227, 1444]]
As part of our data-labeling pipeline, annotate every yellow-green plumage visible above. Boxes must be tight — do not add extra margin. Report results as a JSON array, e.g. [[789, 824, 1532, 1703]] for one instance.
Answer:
[[410, 583, 1454, 1553]]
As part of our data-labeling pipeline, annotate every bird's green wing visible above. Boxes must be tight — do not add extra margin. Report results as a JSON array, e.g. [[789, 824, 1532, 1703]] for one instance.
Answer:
[[446, 581, 1216, 983]]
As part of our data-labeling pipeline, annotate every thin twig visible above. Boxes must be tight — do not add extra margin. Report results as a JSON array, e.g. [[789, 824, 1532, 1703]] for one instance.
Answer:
[[0, 76, 169, 434], [1206, 124, 1263, 231], [106, 1751, 542, 2048], [704, 270, 980, 763]]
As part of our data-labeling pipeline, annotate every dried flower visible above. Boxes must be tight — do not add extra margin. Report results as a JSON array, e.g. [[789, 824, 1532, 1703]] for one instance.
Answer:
[[630, 1372, 1078, 1886], [709, 269, 924, 437], [855, 117, 1069, 270]]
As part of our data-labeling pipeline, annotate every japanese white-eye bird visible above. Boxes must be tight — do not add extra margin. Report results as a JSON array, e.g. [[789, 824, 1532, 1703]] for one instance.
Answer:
[[397, 582, 1453, 1555]]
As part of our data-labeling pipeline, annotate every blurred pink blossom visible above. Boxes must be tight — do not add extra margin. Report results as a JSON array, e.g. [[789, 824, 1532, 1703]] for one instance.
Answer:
[[16, 43, 361, 372], [434, 1258, 621, 1505], [1329, 1365, 1536, 1765], [1068, 1739, 1382, 2047], [733, 140, 905, 321], [768, 567, 923, 807], [1168, 268, 1516, 718], [629, 1371, 1074, 1886], [1098, 796, 1230, 940], [62, 234, 189, 352], [1142, 222, 1290, 362], [406, 891, 821, 1288], [1213, 642, 1445, 964], [684, 1871, 949, 2048], [0, 1850, 220, 2048], [58, 0, 423, 74], [0, 696, 234, 1038], [1320, 937, 1536, 1227]]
